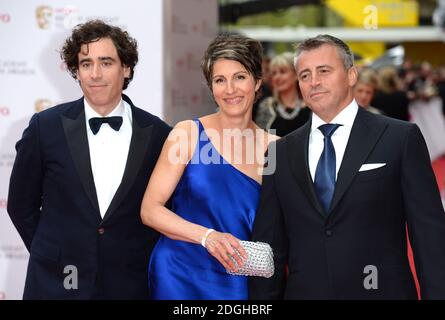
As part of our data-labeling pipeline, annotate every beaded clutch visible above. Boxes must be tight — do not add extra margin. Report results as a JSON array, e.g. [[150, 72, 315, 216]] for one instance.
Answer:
[[226, 241, 274, 278]]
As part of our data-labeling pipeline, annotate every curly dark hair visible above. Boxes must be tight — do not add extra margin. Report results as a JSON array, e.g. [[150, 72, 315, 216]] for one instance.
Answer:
[[61, 19, 138, 90], [201, 32, 263, 102]]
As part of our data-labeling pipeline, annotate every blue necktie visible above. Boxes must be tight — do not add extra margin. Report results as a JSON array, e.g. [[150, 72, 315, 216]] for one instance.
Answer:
[[314, 123, 342, 214]]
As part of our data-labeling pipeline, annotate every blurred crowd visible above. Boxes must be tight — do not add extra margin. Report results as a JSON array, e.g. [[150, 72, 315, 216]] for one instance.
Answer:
[[253, 52, 445, 138]]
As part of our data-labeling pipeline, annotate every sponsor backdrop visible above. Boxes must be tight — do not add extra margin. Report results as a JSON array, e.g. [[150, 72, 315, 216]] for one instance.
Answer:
[[0, 0, 217, 299]]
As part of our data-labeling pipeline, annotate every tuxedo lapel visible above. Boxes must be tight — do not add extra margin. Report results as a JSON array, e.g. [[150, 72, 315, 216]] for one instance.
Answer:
[[61, 98, 101, 216], [329, 108, 387, 216], [286, 120, 325, 217], [101, 98, 154, 223]]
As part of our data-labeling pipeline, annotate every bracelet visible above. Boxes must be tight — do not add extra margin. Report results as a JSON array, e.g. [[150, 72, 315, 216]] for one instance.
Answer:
[[201, 228, 215, 248]]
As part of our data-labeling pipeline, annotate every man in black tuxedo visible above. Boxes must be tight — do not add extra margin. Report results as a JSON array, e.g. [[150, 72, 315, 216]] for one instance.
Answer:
[[249, 35, 445, 299], [7, 20, 171, 299]]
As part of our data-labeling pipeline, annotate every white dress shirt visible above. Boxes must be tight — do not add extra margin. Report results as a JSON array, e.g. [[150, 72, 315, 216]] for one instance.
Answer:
[[308, 99, 359, 182], [84, 98, 133, 218]]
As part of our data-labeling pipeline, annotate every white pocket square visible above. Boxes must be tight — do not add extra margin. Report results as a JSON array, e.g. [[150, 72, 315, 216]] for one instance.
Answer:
[[359, 163, 386, 172]]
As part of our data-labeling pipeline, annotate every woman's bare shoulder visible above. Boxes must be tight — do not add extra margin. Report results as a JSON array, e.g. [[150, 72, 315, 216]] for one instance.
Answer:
[[172, 119, 197, 131]]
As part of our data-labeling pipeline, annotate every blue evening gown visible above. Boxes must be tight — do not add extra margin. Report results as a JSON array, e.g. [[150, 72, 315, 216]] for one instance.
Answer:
[[148, 119, 261, 299]]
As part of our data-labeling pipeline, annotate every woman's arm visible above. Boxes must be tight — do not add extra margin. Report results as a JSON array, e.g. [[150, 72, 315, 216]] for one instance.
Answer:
[[140, 120, 246, 271]]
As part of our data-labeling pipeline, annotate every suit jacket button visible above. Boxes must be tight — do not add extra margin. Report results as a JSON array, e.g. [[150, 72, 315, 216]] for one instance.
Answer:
[[325, 230, 333, 237], [98, 227, 105, 235]]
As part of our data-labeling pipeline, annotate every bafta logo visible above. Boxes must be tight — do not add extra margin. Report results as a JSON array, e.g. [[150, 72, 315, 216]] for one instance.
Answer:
[[35, 99, 52, 112], [36, 5, 52, 29]]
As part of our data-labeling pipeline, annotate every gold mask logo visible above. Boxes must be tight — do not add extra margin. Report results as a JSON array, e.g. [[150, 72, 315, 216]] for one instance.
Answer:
[[36, 5, 52, 29], [35, 99, 52, 112]]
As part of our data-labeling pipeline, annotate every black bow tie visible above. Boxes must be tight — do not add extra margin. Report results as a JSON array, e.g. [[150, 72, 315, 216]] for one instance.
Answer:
[[88, 116, 123, 135]]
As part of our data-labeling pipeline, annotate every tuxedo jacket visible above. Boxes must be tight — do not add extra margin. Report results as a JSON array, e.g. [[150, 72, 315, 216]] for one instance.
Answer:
[[7, 94, 171, 299], [249, 108, 445, 299]]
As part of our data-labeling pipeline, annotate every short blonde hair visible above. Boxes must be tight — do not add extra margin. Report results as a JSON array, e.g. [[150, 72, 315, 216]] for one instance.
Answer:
[[270, 52, 295, 72], [377, 66, 400, 94], [356, 68, 378, 89], [270, 52, 300, 101]]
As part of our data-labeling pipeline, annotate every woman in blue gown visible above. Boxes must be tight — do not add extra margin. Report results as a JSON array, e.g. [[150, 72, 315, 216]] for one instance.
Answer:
[[140, 33, 278, 300]]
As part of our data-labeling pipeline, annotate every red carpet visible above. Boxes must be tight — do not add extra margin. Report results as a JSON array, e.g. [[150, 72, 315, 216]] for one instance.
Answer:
[[432, 156, 445, 191], [407, 155, 445, 299]]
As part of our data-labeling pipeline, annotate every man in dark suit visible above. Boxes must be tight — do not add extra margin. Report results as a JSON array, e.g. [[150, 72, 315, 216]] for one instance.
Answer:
[[249, 34, 445, 299], [7, 20, 171, 299]]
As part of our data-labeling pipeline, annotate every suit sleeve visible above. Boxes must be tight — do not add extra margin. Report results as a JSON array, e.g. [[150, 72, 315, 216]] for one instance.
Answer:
[[402, 124, 445, 299], [249, 144, 288, 300], [7, 113, 43, 252]]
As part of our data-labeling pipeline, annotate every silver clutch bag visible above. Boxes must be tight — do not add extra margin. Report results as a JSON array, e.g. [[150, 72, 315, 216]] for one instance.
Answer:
[[226, 241, 274, 278]]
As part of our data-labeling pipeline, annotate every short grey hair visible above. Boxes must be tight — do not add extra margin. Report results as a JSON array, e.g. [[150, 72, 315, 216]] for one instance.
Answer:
[[294, 34, 354, 70], [201, 32, 263, 100]]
